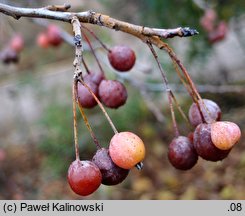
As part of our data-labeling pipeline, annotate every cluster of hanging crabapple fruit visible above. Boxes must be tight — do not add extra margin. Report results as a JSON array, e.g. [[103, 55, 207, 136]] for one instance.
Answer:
[[1, 22, 241, 197], [199, 8, 228, 43], [67, 41, 147, 196], [67, 33, 241, 196], [0, 34, 24, 64], [0, 24, 63, 65], [168, 99, 241, 170]]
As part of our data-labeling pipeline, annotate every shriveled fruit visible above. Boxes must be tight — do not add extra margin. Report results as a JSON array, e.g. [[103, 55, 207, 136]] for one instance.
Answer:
[[98, 80, 127, 108], [84, 72, 105, 85], [10, 34, 24, 53], [92, 148, 129, 185], [109, 132, 145, 169], [168, 136, 198, 170], [188, 99, 221, 127], [77, 81, 98, 108], [67, 160, 102, 196], [193, 123, 230, 161], [108, 45, 136, 72], [211, 121, 241, 150], [47, 24, 63, 47]]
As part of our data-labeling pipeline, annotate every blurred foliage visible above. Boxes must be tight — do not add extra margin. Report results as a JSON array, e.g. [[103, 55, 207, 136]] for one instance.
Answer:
[[101, 0, 244, 61]]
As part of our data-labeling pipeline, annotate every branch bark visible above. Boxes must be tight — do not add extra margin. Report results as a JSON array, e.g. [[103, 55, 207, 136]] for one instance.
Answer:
[[0, 3, 198, 40]]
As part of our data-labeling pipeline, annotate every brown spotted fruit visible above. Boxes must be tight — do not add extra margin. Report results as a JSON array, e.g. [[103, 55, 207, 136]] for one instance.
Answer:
[[109, 132, 145, 169]]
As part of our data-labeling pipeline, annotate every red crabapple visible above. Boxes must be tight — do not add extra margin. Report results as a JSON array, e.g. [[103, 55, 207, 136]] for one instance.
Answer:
[[47, 24, 63, 47], [10, 34, 24, 53], [77, 81, 98, 108], [208, 21, 228, 43], [98, 80, 127, 109], [108, 45, 136, 72], [200, 9, 217, 32], [37, 33, 50, 48], [67, 160, 102, 196]]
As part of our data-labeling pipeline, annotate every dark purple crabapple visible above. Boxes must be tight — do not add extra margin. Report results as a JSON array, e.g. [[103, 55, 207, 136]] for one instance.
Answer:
[[92, 148, 129, 185], [168, 136, 198, 170], [193, 123, 231, 161]]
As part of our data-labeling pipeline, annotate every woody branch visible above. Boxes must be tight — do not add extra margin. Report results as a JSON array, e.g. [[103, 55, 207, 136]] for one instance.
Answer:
[[0, 3, 198, 41]]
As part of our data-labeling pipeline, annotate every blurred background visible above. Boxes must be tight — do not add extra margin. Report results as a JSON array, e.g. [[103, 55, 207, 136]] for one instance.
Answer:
[[0, 0, 244, 199]]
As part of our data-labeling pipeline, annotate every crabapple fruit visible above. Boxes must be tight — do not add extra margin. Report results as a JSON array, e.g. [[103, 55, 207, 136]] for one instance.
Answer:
[[67, 160, 102, 196], [10, 34, 24, 53], [109, 132, 145, 169], [92, 148, 129, 185], [193, 123, 230, 161], [168, 136, 198, 170], [77, 81, 98, 108], [98, 80, 127, 109], [108, 45, 136, 72], [211, 121, 241, 150], [188, 99, 221, 127]]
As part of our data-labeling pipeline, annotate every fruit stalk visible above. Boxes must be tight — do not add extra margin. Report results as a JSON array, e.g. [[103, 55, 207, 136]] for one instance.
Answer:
[[82, 58, 90, 74], [78, 78, 118, 134], [76, 98, 102, 149], [72, 80, 80, 160], [147, 42, 179, 137], [80, 23, 110, 52], [161, 43, 208, 123], [81, 30, 105, 75]]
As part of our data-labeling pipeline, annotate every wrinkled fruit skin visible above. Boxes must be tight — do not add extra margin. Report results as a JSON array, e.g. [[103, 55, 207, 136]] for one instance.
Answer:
[[92, 148, 129, 185], [193, 123, 230, 161], [84, 72, 105, 85], [168, 136, 198, 170], [211, 121, 241, 150], [109, 132, 145, 169], [67, 160, 102, 196], [108, 45, 136, 72], [98, 80, 127, 109], [77, 81, 98, 108], [188, 99, 221, 127]]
